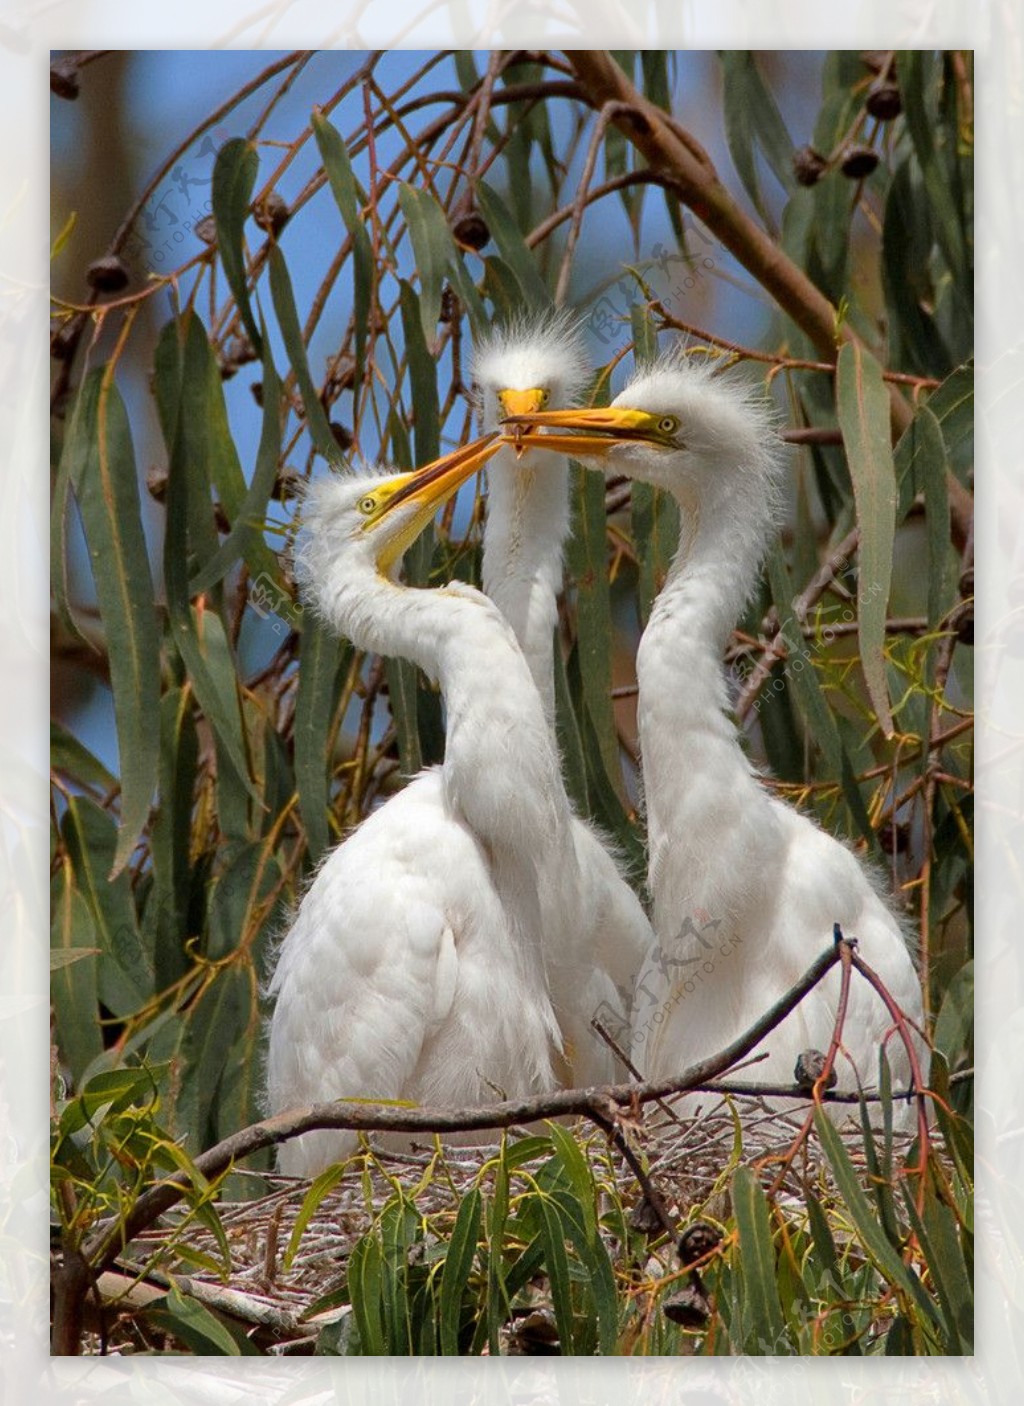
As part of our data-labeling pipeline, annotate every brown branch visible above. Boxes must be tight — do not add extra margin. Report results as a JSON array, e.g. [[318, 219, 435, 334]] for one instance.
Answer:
[[765, 931, 855, 1196], [79, 940, 849, 1283], [649, 302, 941, 390], [563, 51, 974, 540], [564, 57, 872, 370]]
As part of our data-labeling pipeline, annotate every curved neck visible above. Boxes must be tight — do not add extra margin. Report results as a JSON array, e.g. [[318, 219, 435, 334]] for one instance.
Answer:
[[637, 476, 774, 922], [481, 444, 570, 731], [316, 564, 573, 864]]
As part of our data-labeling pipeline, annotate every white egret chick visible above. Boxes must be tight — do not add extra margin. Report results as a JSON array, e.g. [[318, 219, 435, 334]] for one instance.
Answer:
[[266, 436, 569, 1175], [472, 317, 654, 1084], [503, 354, 925, 1119]]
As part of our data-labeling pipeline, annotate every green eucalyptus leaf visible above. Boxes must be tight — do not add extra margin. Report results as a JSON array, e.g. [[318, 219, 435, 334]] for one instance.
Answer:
[[67, 368, 160, 876], [835, 341, 896, 737], [211, 137, 262, 351]]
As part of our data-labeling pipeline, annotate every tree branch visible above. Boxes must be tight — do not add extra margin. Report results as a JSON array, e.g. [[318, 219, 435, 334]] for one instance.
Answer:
[[82, 939, 851, 1277], [563, 50, 974, 539]]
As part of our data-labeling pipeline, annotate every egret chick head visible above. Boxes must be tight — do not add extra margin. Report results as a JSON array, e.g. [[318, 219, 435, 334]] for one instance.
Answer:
[[296, 437, 501, 598], [501, 350, 784, 517], [471, 310, 590, 433], [609, 352, 783, 503]]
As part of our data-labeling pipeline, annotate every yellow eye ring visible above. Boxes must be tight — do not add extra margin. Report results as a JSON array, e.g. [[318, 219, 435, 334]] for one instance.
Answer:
[[358, 495, 377, 516], [658, 415, 679, 435]]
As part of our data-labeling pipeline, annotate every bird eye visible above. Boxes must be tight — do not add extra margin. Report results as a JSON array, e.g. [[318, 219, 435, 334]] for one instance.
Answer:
[[538, 388, 550, 406], [658, 415, 680, 435], [358, 495, 377, 515]]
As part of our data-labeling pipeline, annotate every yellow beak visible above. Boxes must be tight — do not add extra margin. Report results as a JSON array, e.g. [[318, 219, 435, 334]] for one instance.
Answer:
[[369, 433, 502, 574], [498, 405, 670, 459], [377, 433, 502, 517], [497, 387, 549, 418]]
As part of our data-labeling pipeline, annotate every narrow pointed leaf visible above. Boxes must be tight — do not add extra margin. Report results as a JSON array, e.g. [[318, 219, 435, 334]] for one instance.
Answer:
[[146, 1284, 247, 1355], [158, 315, 258, 800], [733, 1165, 787, 1352], [835, 341, 896, 737], [567, 463, 624, 804], [720, 52, 794, 230], [68, 367, 160, 876], [896, 52, 971, 315], [311, 109, 373, 384], [535, 1194, 575, 1353], [51, 377, 96, 645], [50, 869, 103, 1076], [398, 279, 439, 464], [188, 328, 285, 595], [150, 686, 199, 989], [211, 137, 262, 351], [914, 405, 956, 634], [766, 544, 876, 845], [268, 243, 344, 466], [397, 184, 450, 352], [882, 157, 951, 379], [61, 795, 151, 1012], [813, 1106, 941, 1328], [50, 720, 116, 794], [439, 1186, 481, 1354], [476, 182, 550, 309], [295, 620, 349, 863]]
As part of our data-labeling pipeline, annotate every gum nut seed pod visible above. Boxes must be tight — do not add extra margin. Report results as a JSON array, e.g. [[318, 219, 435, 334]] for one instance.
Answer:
[[866, 79, 902, 120], [792, 145, 828, 187], [839, 143, 880, 180], [452, 211, 490, 250], [86, 255, 130, 292]]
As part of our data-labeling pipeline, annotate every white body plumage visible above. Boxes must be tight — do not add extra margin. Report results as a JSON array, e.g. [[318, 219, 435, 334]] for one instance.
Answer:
[[266, 462, 567, 1175], [473, 318, 654, 1083], [507, 354, 926, 1122]]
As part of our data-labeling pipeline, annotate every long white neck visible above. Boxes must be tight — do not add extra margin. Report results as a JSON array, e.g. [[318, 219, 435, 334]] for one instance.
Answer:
[[636, 474, 774, 932], [313, 562, 574, 873], [481, 444, 570, 731]]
